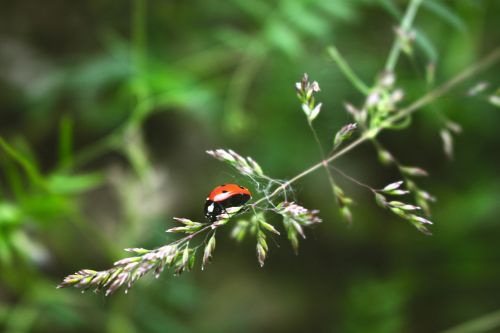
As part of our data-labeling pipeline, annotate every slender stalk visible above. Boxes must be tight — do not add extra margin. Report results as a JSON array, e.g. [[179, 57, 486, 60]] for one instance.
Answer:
[[170, 224, 214, 246], [327, 46, 370, 95], [69, 134, 121, 171], [252, 47, 500, 207], [329, 165, 375, 192], [56, 0, 153, 172], [439, 308, 500, 333], [385, 0, 423, 71], [383, 47, 500, 127], [0, 138, 45, 188], [57, 0, 500, 295], [307, 122, 338, 195], [251, 134, 368, 208]]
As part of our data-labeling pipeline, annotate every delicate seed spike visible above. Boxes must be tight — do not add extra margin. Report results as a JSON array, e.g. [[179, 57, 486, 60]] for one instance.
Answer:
[[367, 91, 380, 107], [344, 102, 360, 117], [399, 166, 429, 177], [257, 243, 266, 267], [202, 234, 216, 270], [467, 81, 489, 96], [440, 129, 454, 159], [207, 148, 265, 178], [277, 202, 321, 254], [340, 206, 353, 224], [308, 103, 322, 122], [377, 149, 394, 165], [259, 220, 280, 235], [378, 70, 395, 88], [311, 81, 320, 92], [382, 181, 404, 192], [445, 121, 462, 134], [334, 123, 357, 148], [375, 193, 387, 207]]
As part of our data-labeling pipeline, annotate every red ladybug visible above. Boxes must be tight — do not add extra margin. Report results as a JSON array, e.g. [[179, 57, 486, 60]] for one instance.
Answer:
[[204, 184, 252, 222]]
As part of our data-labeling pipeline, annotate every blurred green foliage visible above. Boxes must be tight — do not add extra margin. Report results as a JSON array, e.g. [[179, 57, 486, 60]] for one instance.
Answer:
[[1, 0, 499, 332]]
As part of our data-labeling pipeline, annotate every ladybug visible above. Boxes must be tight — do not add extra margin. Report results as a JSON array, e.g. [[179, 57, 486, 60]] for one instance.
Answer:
[[204, 184, 251, 222]]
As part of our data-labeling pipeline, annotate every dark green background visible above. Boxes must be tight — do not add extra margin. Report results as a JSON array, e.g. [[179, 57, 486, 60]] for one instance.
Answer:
[[1, 1, 499, 332]]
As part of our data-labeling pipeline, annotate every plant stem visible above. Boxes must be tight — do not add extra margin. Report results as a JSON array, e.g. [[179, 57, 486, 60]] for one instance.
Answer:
[[57, 0, 152, 172], [385, 0, 423, 71], [170, 225, 214, 247], [252, 47, 500, 207], [307, 122, 338, 195], [329, 165, 375, 192], [251, 134, 368, 208], [0, 138, 45, 188], [327, 46, 370, 95], [383, 46, 500, 127], [439, 308, 500, 333]]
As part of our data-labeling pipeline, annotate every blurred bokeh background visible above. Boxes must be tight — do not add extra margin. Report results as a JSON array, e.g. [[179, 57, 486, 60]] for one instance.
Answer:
[[1, 0, 499, 332]]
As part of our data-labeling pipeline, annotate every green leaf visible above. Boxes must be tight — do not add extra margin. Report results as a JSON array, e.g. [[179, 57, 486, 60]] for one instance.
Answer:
[[423, 0, 467, 33], [47, 173, 104, 195], [283, 1, 328, 38], [214, 28, 252, 51], [0, 138, 45, 188], [265, 20, 302, 59], [0, 202, 22, 226], [378, 0, 402, 20], [231, 0, 271, 21], [414, 29, 438, 63], [316, 0, 357, 21]]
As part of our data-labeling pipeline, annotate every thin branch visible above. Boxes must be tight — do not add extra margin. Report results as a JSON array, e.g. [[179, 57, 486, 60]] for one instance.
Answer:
[[327, 46, 370, 95], [383, 46, 500, 127], [307, 122, 338, 197], [252, 47, 500, 207], [329, 165, 376, 192], [385, 0, 424, 71], [439, 308, 500, 333]]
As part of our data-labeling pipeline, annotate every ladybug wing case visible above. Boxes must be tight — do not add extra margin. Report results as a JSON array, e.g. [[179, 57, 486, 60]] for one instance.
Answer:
[[204, 193, 251, 222]]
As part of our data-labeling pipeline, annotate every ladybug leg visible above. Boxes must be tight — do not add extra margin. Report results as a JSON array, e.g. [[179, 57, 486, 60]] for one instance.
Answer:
[[215, 203, 239, 221], [219, 204, 231, 219], [236, 205, 250, 215], [220, 205, 249, 221], [209, 202, 228, 222]]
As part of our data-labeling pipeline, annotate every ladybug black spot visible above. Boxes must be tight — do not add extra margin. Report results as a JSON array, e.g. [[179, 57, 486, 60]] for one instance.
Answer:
[[239, 186, 245, 190], [222, 190, 228, 193]]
